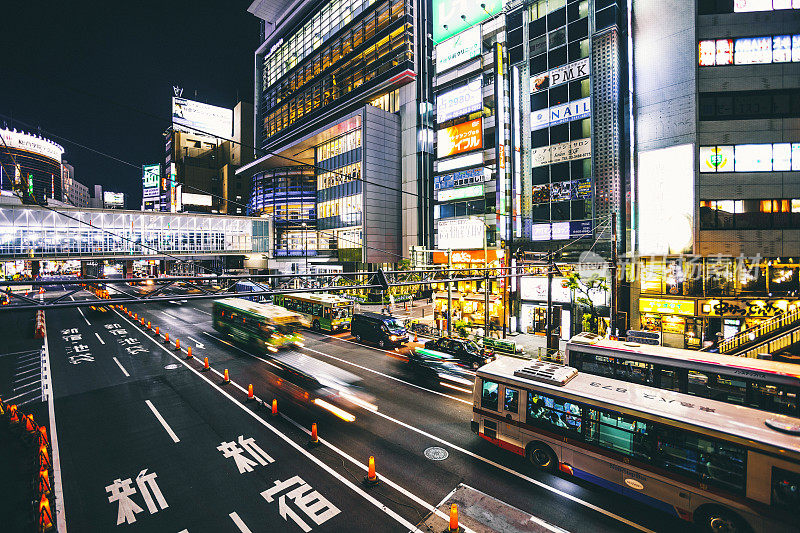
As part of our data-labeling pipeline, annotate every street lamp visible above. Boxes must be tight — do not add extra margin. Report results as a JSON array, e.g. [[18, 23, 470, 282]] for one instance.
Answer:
[[301, 222, 308, 277], [470, 216, 491, 336]]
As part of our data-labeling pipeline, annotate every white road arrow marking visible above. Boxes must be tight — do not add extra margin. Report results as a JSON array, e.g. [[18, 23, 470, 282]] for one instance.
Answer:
[[279, 495, 311, 533], [187, 336, 204, 349]]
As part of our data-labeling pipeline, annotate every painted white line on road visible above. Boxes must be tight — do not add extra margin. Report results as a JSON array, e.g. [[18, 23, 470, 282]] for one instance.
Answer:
[[14, 379, 42, 392], [42, 315, 67, 533], [77, 307, 91, 326], [300, 344, 472, 406], [14, 366, 40, 377], [16, 360, 41, 370], [194, 308, 211, 316], [145, 400, 180, 443], [4, 388, 40, 402], [68, 295, 74, 301], [94, 332, 105, 345], [113, 357, 130, 377], [114, 309, 425, 533], [229, 512, 254, 533], [186, 336, 204, 348], [0, 348, 42, 358], [159, 310, 177, 320], [14, 373, 41, 384]]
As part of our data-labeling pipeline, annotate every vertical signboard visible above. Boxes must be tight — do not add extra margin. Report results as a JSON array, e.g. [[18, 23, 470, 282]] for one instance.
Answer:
[[436, 119, 483, 158], [435, 26, 482, 73], [432, 0, 502, 43]]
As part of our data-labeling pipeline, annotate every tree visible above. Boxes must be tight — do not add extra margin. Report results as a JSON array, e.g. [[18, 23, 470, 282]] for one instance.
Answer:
[[566, 271, 608, 334]]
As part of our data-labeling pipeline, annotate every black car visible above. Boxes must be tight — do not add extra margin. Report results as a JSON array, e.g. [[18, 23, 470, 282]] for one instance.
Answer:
[[351, 312, 409, 348], [423, 337, 492, 369]]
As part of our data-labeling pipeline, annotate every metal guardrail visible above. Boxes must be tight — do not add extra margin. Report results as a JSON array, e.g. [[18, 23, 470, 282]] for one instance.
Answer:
[[718, 306, 800, 354]]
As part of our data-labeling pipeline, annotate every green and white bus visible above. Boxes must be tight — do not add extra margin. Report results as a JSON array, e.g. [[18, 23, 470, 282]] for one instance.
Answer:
[[272, 292, 353, 332], [473, 357, 800, 533], [212, 298, 304, 352]]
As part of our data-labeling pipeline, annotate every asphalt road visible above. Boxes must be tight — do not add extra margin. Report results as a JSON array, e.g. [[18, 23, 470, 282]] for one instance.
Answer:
[[25, 288, 695, 533]]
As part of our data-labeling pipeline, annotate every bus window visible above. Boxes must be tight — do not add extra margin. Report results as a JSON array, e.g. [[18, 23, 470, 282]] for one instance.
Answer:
[[312, 304, 322, 316], [616, 359, 654, 386], [579, 353, 615, 378], [586, 409, 651, 461], [657, 367, 682, 392], [656, 426, 745, 493], [504, 387, 519, 413], [749, 383, 798, 416], [481, 380, 499, 410], [772, 467, 800, 511], [687, 371, 747, 405], [323, 308, 331, 319], [527, 392, 582, 437]]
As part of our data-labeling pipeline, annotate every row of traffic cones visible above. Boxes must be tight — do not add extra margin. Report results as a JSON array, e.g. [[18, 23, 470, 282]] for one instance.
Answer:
[[0, 397, 55, 531], [35, 310, 45, 339]]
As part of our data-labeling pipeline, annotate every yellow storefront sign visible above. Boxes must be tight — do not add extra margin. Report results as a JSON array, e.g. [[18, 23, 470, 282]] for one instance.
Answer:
[[639, 298, 695, 316]]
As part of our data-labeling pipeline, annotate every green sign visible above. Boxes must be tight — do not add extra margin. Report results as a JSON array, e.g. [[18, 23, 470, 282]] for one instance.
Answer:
[[433, 0, 502, 43]]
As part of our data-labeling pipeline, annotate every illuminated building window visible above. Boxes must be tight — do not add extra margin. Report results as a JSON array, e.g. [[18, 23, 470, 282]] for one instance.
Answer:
[[700, 143, 800, 172], [700, 198, 800, 229], [698, 34, 800, 66]]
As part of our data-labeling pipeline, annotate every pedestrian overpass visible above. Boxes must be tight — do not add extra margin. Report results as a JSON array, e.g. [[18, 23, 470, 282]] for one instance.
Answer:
[[0, 204, 271, 261]]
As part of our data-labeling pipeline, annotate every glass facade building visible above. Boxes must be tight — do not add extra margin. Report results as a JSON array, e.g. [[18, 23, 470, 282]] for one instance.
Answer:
[[0, 128, 64, 205]]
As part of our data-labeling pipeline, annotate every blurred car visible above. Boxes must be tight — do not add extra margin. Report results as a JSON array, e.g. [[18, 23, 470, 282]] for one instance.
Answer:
[[423, 337, 493, 369], [407, 348, 476, 390]]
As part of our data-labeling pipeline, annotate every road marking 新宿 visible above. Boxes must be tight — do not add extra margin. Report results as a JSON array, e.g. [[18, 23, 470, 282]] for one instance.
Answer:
[[145, 400, 180, 443], [113, 357, 130, 377], [229, 512, 254, 533]]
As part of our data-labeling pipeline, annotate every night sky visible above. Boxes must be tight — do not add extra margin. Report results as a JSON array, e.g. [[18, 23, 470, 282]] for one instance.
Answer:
[[0, 1, 259, 209]]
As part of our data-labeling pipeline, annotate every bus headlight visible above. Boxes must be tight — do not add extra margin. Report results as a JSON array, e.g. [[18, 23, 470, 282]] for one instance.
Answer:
[[390, 335, 398, 341]]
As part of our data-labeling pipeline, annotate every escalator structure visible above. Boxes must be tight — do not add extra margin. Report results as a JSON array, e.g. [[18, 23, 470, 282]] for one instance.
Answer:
[[712, 307, 800, 361]]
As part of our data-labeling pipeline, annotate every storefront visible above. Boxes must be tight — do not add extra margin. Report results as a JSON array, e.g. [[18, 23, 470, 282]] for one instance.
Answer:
[[638, 298, 699, 349], [518, 276, 608, 340]]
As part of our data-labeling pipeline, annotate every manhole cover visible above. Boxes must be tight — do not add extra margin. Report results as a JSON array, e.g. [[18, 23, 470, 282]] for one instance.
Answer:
[[424, 447, 449, 461], [164, 364, 179, 370]]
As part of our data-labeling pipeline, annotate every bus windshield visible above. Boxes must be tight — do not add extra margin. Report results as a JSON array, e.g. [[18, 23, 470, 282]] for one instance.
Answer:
[[333, 307, 351, 319]]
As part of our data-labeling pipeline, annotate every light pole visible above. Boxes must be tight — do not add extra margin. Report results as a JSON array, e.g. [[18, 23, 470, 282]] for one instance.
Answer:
[[301, 222, 308, 277]]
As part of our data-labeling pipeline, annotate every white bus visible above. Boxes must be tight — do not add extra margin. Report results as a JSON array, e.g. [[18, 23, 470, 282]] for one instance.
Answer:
[[566, 333, 800, 417], [473, 357, 800, 533]]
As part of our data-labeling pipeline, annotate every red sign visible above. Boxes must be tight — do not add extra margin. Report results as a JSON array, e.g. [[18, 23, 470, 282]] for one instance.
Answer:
[[432, 249, 504, 264]]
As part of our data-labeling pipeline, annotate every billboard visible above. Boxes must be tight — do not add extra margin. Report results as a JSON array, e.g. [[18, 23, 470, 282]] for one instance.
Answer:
[[637, 144, 694, 255], [432, 0, 502, 43], [531, 97, 591, 131], [530, 58, 590, 93], [436, 26, 481, 73], [434, 167, 487, 190], [529, 220, 594, 241], [436, 184, 484, 202], [437, 119, 482, 158], [436, 152, 483, 173], [142, 164, 160, 199], [436, 79, 482, 123], [531, 138, 592, 167], [0, 129, 64, 162], [171, 97, 233, 139], [436, 218, 484, 249], [103, 191, 124, 206]]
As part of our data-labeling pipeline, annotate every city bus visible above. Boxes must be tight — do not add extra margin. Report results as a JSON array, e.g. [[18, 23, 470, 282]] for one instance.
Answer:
[[212, 298, 303, 352], [566, 333, 800, 417], [473, 357, 800, 533], [272, 292, 353, 332]]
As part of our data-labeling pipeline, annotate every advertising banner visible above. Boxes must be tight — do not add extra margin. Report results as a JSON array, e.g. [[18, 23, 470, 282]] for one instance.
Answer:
[[436, 218, 484, 249], [172, 97, 233, 139], [520, 276, 607, 305], [437, 119, 482, 158], [436, 184, 484, 202], [531, 98, 591, 131], [103, 192, 124, 206], [436, 79, 482, 123], [529, 220, 594, 241], [0, 129, 64, 161], [433, 0, 501, 43], [531, 138, 591, 167], [434, 167, 487, 191], [435, 26, 482, 73], [530, 58, 590, 93], [436, 152, 484, 173]]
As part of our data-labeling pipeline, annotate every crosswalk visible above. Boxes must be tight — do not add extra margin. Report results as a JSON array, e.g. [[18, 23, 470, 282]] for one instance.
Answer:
[[2, 348, 44, 406]]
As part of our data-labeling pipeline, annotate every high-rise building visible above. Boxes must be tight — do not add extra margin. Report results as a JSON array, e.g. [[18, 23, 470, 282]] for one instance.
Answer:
[[0, 128, 65, 205], [631, 1, 800, 348], [241, 0, 430, 272], [163, 97, 254, 214], [60, 160, 90, 208]]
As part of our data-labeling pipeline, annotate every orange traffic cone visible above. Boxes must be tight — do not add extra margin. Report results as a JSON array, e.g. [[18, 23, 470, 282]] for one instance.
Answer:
[[247, 384, 254, 401], [38, 426, 49, 447], [223, 369, 230, 383], [39, 445, 51, 469], [0, 397, 4, 416], [365, 455, 378, 484], [271, 399, 278, 416], [449, 503, 459, 532], [174, 338, 180, 351], [310, 422, 319, 445], [414, 331, 418, 343], [38, 468, 51, 495], [164, 332, 170, 344], [25, 414, 37, 434], [186, 346, 193, 359], [8, 404, 19, 424], [155, 326, 160, 335], [147, 321, 151, 329], [201, 357, 210, 371], [39, 493, 54, 531]]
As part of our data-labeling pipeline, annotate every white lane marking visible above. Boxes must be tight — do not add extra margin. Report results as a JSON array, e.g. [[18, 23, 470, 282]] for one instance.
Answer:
[[14, 379, 42, 391], [16, 360, 41, 370], [229, 512, 254, 533], [77, 307, 91, 326], [113, 357, 130, 377], [160, 310, 178, 320], [14, 366, 40, 377], [362, 401, 654, 533], [281, 416, 478, 533], [14, 373, 41, 384], [0, 348, 42, 358], [194, 308, 211, 316], [145, 400, 180, 443], [186, 336, 205, 349], [43, 315, 67, 532], [4, 388, 40, 402], [68, 295, 74, 301], [94, 332, 106, 345], [114, 310, 424, 533], [300, 344, 472, 406]]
